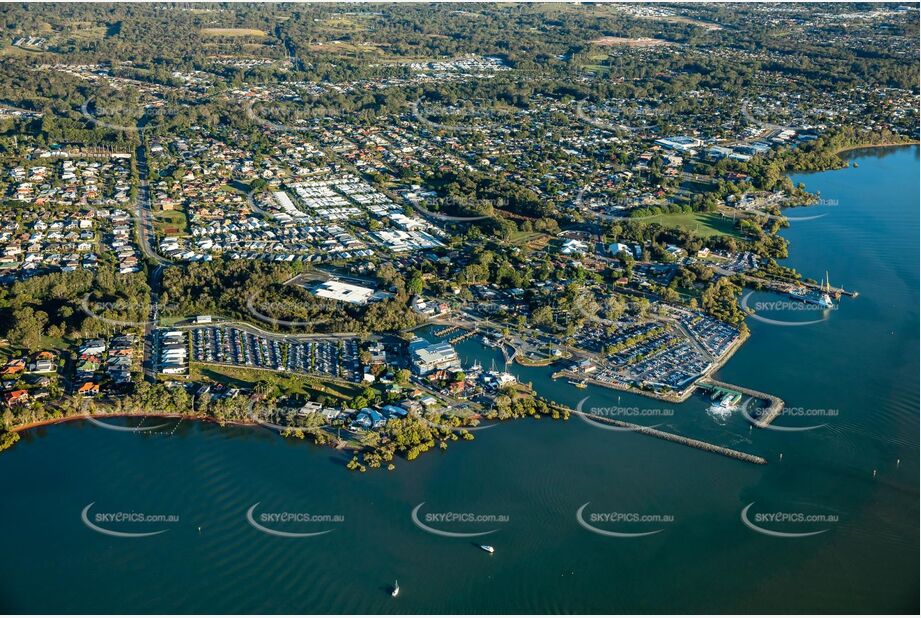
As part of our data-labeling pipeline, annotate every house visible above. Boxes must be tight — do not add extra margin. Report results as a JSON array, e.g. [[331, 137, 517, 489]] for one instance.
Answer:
[[1, 358, 26, 376], [665, 245, 686, 258], [297, 401, 323, 417], [77, 381, 99, 396], [28, 359, 56, 373], [79, 339, 106, 356], [4, 389, 29, 406], [353, 408, 386, 430], [76, 357, 100, 374], [381, 405, 408, 419], [560, 238, 588, 255]]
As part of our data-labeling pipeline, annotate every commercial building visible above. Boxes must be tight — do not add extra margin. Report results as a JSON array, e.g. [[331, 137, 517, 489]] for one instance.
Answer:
[[654, 136, 703, 152], [409, 338, 460, 375], [313, 280, 376, 305]]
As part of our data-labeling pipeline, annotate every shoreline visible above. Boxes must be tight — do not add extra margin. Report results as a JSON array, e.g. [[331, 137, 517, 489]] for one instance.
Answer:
[[834, 141, 918, 157], [11, 411, 258, 434]]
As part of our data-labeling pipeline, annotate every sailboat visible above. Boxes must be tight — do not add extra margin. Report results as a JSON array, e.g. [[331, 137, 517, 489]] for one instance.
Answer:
[[391, 580, 400, 598]]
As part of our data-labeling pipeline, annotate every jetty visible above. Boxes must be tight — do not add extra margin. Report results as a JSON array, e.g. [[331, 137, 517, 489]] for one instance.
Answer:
[[434, 325, 461, 337], [449, 330, 477, 344], [567, 407, 767, 465], [723, 268, 858, 299]]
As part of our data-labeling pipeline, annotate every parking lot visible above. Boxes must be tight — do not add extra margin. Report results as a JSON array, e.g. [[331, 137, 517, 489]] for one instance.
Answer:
[[679, 313, 740, 358], [286, 339, 361, 382], [629, 340, 711, 390], [191, 326, 284, 371]]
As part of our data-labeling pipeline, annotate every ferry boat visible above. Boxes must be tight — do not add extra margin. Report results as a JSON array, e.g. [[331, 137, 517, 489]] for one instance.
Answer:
[[788, 272, 836, 309], [708, 393, 741, 417], [480, 545, 495, 554], [568, 379, 588, 389], [391, 580, 400, 597]]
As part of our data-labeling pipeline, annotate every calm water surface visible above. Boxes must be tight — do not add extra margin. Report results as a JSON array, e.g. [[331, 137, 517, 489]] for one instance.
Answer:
[[0, 146, 917, 613]]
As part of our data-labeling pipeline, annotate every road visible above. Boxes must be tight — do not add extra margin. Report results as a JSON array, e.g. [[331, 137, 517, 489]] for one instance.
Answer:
[[134, 140, 172, 381]]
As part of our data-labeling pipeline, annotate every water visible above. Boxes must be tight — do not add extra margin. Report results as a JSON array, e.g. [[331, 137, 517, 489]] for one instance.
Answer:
[[0, 147, 917, 613]]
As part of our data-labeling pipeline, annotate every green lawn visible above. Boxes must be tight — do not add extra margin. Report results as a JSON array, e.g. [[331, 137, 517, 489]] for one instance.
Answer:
[[642, 212, 742, 238], [507, 230, 548, 246], [158, 315, 188, 327], [189, 363, 363, 402], [154, 209, 188, 237]]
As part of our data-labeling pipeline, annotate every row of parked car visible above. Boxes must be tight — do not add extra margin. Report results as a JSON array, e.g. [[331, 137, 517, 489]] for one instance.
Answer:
[[191, 326, 284, 371], [188, 326, 363, 382], [286, 339, 361, 382]]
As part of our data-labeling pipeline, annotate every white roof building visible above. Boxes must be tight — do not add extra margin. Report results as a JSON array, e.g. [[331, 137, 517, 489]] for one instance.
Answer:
[[313, 280, 375, 305]]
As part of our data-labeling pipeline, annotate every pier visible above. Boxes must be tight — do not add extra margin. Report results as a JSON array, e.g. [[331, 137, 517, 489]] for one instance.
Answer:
[[449, 330, 477, 344], [724, 269, 859, 299], [434, 325, 461, 337], [560, 405, 767, 465]]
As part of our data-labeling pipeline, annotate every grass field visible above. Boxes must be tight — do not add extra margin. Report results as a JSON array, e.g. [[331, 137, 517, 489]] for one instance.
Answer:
[[642, 212, 742, 238], [591, 36, 672, 47], [154, 209, 187, 237], [507, 231, 549, 247], [200, 28, 265, 37], [309, 41, 381, 54], [189, 363, 363, 402]]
